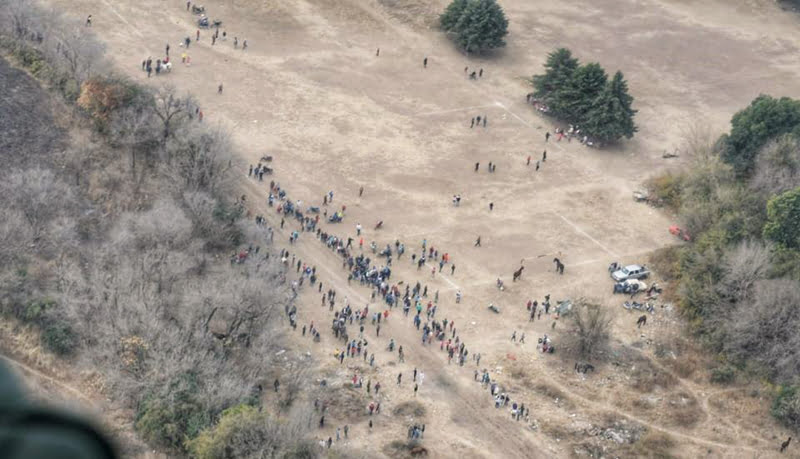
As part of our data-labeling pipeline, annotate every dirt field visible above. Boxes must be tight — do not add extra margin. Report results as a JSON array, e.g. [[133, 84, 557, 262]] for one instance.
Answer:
[[33, 0, 800, 457]]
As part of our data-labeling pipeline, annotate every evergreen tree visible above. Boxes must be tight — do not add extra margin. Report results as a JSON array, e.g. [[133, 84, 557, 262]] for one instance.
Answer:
[[532, 48, 579, 99], [582, 71, 637, 142], [764, 186, 800, 249], [559, 62, 607, 121], [440, 0, 469, 32], [723, 95, 800, 177], [445, 0, 508, 53]]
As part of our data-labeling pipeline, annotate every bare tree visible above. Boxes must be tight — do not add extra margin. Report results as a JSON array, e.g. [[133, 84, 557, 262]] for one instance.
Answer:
[[48, 22, 105, 83], [1, 168, 76, 240], [151, 85, 194, 145], [165, 123, 234, 193], [717, 240, 771, 304], [751, 135, 800, 196], [562, 299, 613, 361], [725, 279, 800, 383]]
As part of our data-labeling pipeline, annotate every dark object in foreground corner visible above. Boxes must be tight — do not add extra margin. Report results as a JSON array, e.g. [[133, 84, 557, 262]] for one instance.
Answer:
[[0, 361, 117, 459]]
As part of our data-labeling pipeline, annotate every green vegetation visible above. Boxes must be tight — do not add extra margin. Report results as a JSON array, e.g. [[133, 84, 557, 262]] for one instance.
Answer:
[[764, 187, 800, 249], [187, 404, 316, 459], [721, 95, 800, 177], [647, 95, 800, 430], [772, 385, 800, 432], [531, 48, 637, 143], [440, 0, 508, 53], [135, 373, 211, 450]]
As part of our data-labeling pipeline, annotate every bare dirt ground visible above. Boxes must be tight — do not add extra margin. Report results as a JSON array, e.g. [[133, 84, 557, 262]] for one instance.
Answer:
[[22, 0, 800, 457]]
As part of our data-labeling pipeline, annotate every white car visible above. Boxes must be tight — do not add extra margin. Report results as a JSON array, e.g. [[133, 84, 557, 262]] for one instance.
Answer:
[[611, 264, 649, 282]]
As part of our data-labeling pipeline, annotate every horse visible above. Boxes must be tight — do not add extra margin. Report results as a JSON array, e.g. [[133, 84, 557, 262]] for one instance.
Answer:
[[161, 62, 172, 73], [636, 315, 647, 328], [780, 437, 791, 453], [553, 257, 565, 275], [512, 266, 524, 282], [374, 220, 383, 230]]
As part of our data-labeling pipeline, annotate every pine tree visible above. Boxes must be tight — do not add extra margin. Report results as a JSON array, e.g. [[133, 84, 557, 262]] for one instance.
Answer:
[[444, 0, 508, 53], [559, 62, 607, 122], [440, 0, 469, 32], [582, 71, 637, 142], [532, 48, 579, 99]]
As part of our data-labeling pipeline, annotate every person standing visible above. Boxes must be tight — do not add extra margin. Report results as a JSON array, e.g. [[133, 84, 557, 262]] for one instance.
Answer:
[[543, 150, 547, 162], [423, 57, 428, 68], [218, 83, 223, 94], [86, 15, 92, 27], [165, 43, 170, 56]]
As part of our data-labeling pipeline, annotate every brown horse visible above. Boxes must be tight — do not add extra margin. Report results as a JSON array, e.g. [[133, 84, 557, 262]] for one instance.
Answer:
[[512, 266, 524, 282]]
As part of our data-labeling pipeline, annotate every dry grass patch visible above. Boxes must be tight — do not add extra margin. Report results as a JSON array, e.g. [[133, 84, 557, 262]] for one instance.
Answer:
[[393, 400, 426, 418]]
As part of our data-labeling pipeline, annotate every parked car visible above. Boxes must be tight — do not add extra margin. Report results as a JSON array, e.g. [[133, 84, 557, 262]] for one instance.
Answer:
[[611, 264, 649, 281], [613, 279, 647, 294]]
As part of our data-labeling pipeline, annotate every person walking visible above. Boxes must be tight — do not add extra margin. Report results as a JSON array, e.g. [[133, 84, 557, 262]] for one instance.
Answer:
[[483, 116, 487, 127], [474, 236, 481, 247], [165, 43, 170, 56], [545, 131, 551, 142], [543, 150, 547, 162], [536, 160, 540, 171], [471, 118, 475, 128], [414, 383, 419, 396], [423, 57, 428, 68], [86, 15, 92, 27], [218, 83, 223, 94]]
